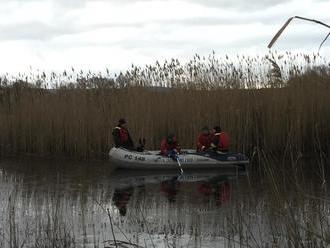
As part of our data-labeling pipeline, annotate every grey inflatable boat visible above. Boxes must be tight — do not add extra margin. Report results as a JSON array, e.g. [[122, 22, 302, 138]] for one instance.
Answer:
[[109, 147, 249, 170]]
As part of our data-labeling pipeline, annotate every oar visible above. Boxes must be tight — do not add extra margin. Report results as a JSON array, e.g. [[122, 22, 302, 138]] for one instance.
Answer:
[[175, 154, 184, 175]]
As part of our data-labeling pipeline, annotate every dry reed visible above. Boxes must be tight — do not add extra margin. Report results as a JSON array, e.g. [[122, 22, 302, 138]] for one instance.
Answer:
[[0, 53, 328, 160]]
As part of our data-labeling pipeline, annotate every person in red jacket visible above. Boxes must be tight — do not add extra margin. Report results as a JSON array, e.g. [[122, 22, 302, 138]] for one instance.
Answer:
[[160, 134, 181, 159], [210, 126, 230, 153], [112, 118, 134, 150], [196, 126, 211, 152]]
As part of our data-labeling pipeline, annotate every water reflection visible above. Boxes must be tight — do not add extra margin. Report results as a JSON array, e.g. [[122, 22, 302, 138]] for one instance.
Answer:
[[2, 159, 327, 247], [110, 169, 243, 209], [113, 187, 134, 216], [106, 169, 250, 248], [0, 159, 250, 247]]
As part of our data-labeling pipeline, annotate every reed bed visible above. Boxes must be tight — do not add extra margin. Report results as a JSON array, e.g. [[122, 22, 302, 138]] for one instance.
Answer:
[[0, 53, 329, 160]]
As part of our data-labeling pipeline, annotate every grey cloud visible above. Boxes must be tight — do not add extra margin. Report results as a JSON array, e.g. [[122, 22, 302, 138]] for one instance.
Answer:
[[91, 20, 329, 51], [0, 22, 80, 41], [2, 10, 328, 44], [0, 0, 87, 17], [0, 17, 295, 42], [268, 32, 330, 50], [161, 14, 287, 27], [112, 0, 293, 10], [1, 0, 328, 52], [116, 34, 330, 55], [3, 0, 87, 6], [184, 0, 291, 9], [0, 21, 144, 42], [1, 0, 294, 10]]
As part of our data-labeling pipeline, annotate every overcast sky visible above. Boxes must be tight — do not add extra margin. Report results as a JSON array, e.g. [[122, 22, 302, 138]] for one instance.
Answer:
[[0, 0, 329, 75]]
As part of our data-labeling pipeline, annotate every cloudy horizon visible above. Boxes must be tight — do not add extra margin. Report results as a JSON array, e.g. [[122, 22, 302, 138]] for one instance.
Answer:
[[1, 0, 329, 75]]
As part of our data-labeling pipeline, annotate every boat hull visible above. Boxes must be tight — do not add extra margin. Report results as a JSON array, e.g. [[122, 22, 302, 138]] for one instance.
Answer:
[[109, 147, 249, 170]]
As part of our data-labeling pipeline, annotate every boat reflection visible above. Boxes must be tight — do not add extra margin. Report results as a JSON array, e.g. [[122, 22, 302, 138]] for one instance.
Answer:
[[112, 187, 134, 216], [110, 169, 248, 216]]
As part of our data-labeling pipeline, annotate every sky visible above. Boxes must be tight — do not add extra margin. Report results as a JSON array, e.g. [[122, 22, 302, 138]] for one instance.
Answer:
[[0, 0, 329, 75]]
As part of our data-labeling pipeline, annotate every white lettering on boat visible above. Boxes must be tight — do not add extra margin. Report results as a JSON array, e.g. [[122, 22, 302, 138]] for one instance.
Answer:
[[124, 154, 146, 161]]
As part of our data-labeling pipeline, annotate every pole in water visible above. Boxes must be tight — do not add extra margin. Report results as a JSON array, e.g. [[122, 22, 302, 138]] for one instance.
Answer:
[[176, 155, 184, 174]]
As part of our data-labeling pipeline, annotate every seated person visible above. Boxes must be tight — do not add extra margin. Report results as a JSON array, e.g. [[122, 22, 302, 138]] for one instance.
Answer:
[[210, 126, 230, 153], [196, 126, 211, 152], [160, 134, 181, 159], [112, 118, 134, 150]]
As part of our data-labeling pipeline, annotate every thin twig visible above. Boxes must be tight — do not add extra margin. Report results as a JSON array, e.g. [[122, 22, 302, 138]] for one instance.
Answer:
[[139, 206, 156, 248], [107, 208, 118, 248]]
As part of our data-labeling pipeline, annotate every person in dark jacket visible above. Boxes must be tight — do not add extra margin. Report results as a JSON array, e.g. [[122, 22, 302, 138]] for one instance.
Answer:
[[196, 126, 211, 152], [160, 134, 181, 159], [210, 126, 230, 153], [112, 118, 134, 150]]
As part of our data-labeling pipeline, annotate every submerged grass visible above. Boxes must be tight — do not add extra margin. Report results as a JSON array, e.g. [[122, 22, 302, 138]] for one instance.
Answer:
[[0, 53, 329, 160]]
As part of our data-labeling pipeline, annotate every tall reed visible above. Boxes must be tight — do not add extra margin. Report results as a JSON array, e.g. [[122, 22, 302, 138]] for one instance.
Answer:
[[0, 53, 328, 160]]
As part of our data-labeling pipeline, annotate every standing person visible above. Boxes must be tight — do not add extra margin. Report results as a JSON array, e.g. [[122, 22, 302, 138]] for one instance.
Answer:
[[112, 118, 134, 150], [210, 126, 230, 153], [160, 134, 181, 159], [196, 126, 211, 152]]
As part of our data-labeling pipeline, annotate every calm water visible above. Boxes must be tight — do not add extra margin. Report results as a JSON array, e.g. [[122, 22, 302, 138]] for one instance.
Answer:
[[0, 158, 328, 248]]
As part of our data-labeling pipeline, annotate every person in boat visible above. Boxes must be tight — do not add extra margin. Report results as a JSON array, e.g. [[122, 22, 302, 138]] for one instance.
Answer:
[[160, 134, 181, 160], [210, 126, 230, 153], [196, 126, 211, 152], [112, 118, 134, 150]]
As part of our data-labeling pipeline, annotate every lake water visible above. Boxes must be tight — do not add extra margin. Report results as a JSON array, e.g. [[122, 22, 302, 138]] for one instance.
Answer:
[[0, 158, 328, 248]]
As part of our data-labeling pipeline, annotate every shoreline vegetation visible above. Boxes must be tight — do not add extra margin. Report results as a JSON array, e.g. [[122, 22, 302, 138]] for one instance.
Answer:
[[0, 53, 329, 160]]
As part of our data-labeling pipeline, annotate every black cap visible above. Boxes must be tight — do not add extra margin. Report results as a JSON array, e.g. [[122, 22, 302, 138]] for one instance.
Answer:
[[118, 118, 126, 125], [167, 133, 175, 145], [213, 126, 221, 133]]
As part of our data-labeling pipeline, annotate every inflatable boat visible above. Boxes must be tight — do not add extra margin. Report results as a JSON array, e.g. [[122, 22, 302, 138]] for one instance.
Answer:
[[109, 147, 249, 170]]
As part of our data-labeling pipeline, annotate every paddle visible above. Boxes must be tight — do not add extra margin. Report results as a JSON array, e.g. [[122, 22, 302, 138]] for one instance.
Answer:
[[174, 153, 184, 175]]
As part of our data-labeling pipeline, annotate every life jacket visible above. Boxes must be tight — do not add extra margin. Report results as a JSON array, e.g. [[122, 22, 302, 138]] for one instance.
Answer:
[[115, 126, 129, 143], [197, 133, 211, 151], [214, 132, 230, 152], [160, 138, 180, 155]]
